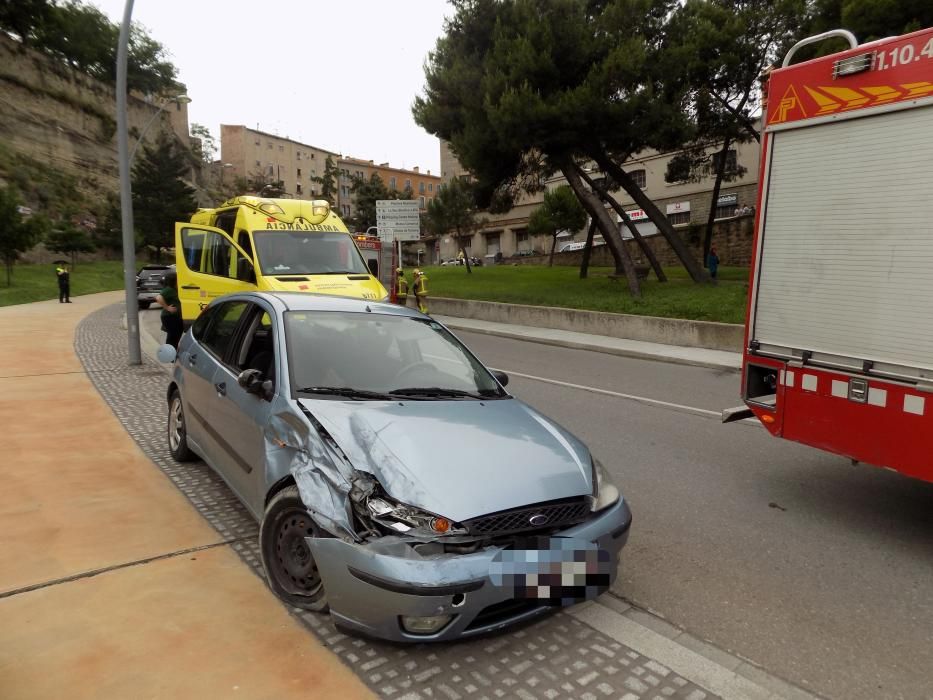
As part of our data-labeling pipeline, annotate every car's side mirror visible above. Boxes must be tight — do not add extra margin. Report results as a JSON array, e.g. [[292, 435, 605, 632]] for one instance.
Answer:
[[367, 258, 378, 277], [492, 370, 509, 387], [237, 369, 274, 400]]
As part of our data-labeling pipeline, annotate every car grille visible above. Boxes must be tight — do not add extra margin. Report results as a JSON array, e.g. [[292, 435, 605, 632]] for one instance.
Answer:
[[463, 498, 591, 537], [465, 599, 546, 631]]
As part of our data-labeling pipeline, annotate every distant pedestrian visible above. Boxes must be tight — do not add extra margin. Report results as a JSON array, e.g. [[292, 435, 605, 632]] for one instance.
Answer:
[[55, 262, 71, 303], [413, 268, 429, 314], [396, 267, 409, 307], [707, 247, 720, 280], [156, 270, 183, 349]]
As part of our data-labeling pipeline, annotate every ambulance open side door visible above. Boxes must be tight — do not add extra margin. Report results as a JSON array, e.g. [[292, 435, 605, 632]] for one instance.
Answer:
[[175, 223, 257, 322]]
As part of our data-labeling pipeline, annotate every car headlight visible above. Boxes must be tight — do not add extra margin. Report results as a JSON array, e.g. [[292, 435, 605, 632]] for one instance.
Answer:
[[366, 495, 468, 537], [591, 457, 620, 512]]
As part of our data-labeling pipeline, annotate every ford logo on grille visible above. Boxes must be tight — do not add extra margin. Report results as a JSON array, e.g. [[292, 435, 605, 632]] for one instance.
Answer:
[[528, 513, 548, 526]]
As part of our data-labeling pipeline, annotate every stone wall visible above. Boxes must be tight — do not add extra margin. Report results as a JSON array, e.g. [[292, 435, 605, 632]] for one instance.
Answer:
[[0, 34, 191, 208], [506, 212, 755, 268]]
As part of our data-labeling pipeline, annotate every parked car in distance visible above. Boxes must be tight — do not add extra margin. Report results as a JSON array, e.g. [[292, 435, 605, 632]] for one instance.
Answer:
[[136, 264, 171, 309], [163, 292, 632, 642]]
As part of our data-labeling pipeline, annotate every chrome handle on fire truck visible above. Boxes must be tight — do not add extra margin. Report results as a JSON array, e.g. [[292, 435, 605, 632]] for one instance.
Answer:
[[782, 29, 858, 67]]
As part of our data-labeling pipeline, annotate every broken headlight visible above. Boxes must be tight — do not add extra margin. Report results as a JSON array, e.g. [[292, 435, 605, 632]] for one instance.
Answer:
[[591, 457, 620, 512], [366, 495, 468, 538]]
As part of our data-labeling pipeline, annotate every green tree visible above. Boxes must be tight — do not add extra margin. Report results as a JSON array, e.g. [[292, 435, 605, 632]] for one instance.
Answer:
[[0, 0, 52, 45], [805, 0, 933, 53], [0, 186, 49, 286], [423, 177, 484, 274], [189, 123, 217, 164], [132, 132, 197, 261], [46, 220, 96, 267], [310, 155, 341, 205], [348, 173, 413, 232], [94, 191, 124, 253], [526, 186, 587, 266], [414, 0, 711, 297]]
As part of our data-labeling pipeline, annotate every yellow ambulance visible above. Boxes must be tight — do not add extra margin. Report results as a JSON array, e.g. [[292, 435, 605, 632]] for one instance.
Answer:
[[174, 196, 388, 322]]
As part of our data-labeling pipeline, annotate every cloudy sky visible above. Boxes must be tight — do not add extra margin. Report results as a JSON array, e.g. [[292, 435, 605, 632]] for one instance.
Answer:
[[91, 0, 452, 173]]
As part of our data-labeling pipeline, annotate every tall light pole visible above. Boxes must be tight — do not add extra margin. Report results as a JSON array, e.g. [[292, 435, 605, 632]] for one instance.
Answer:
[[116, 0, 139, 364]]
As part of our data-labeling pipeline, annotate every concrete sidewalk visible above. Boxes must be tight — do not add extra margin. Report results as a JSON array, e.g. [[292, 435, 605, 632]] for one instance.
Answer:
[[0, 293, 370, 699], [433, 315, 743, 371]]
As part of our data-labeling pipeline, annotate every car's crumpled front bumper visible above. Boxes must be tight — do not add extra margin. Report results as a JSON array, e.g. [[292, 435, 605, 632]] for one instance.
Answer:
[[307, 497, 632, 642]]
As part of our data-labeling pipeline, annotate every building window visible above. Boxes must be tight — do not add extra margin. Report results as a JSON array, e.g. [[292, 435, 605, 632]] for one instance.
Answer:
[[405, 179, 412, 190], [714, 194, 738, 219], [714, 149, 738, 172], [390, 177, 397, 189], [310, 153, 315, 159], [419, 196, 426, 208], [279, 145, 284, 152], [630, 169, 646, 188], [254, 138, 260, 146], [297, 168, 302, 178], [296, 184, 302, 194], [255, 160, 260, 166], [267, 143, 272, 150], [419, 182, 426, 194], [429, 183, 434, 192], [668, 211, 690, 226]]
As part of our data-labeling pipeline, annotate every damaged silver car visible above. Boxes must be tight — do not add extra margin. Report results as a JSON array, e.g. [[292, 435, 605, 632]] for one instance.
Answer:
[[164, 292, 632, 641]]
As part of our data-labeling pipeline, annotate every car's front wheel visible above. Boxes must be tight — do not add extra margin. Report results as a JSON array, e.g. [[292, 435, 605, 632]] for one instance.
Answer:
[[167, 390, 195, 462], [260, 486, 329, 612]]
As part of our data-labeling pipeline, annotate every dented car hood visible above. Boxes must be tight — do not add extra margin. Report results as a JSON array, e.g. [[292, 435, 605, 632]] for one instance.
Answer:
[[297, 397, 592, 523]]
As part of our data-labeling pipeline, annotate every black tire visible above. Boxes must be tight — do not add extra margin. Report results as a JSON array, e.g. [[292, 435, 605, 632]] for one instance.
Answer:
[[167, 390, 195, 462], [138, 301, 151, 309], [260, 485, 329, 612]]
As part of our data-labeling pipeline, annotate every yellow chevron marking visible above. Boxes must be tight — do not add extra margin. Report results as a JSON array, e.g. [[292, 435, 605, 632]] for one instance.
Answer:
[[804, 86, 841, 115], [901, 82, 933, 97], [860, 86, 902, 104], [819, 86, 871, 109]]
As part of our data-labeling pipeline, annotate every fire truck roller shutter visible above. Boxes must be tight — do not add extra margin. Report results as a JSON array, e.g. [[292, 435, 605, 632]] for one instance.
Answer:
[[752, 102, 933, 378]]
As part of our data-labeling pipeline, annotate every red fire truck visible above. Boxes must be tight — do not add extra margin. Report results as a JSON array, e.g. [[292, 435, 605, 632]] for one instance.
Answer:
[[724, 26, 933, 483], [353, 234, 400, 303]]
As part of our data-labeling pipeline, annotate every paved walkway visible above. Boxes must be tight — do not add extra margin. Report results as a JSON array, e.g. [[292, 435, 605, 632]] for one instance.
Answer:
[[0, 293, 370, 699], [431, 316, 742, 371]]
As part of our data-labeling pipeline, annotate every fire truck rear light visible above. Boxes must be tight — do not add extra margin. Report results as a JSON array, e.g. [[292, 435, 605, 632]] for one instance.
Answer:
[[833, 52, 873, 79], [761, 415, 776, 424]]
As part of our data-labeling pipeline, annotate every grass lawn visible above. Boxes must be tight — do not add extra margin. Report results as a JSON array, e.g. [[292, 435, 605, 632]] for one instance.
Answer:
[[420, 264, 750, 324], [0, 261, 126, 307]]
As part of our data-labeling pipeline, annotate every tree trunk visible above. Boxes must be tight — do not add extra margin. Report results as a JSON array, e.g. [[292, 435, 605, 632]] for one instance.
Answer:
[[703, 138, 731, 267], [579, 219, 596, 279], [577, 167, 667, 283], [548, 234, 557, 267], [457, 229, 472, 274], [561, 159, 641, 298], [592, 151, 710, 283]]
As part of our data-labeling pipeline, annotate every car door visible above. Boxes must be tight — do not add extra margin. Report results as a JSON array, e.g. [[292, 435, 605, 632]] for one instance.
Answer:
[[175, 223, 257, 322], [206, 302, 278, 517], [181, 300, 251, 493]]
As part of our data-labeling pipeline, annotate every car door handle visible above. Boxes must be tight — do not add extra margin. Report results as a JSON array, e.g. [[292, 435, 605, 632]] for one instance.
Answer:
[[214, 382, 226, 396], [182, 284, 200, 290], [187, 353, 197, 366]]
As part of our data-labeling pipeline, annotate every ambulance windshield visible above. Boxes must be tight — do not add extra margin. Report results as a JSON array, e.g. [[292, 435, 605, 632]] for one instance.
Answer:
[[253, 230, 369, 276]]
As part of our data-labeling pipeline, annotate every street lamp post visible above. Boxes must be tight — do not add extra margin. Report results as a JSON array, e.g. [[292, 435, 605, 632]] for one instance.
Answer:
[[220, 162, 233, 188], [117, 0, 191, 365]]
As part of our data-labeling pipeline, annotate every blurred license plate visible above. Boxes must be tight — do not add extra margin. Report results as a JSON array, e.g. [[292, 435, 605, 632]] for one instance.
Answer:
[[489, 537, 612, 604]]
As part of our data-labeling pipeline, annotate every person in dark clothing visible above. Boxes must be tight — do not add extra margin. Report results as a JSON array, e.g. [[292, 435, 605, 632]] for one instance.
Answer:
[[55, 263, 71, 303], [707, 247, 720, 279], [156, 270, 183, 349]]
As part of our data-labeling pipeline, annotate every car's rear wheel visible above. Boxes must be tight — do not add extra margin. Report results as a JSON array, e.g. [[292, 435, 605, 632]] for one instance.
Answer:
[[260, 486, 329, 612], [167, 390, 194, 462]]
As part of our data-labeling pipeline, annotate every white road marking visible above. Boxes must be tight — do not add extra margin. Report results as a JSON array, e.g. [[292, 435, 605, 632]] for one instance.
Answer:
[[497, 368, 722, 419]]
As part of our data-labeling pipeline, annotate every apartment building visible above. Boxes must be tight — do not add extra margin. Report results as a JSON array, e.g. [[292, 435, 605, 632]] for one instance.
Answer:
[[428, 135, 761, 262], [220, 125, 339, 199], [336, 156, 441, 220]]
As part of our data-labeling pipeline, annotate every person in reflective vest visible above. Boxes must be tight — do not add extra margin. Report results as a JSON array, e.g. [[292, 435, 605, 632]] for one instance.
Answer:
[[396, 268, 408, 307], [55, 263, 71, 303], [413, 269, 429, 314]]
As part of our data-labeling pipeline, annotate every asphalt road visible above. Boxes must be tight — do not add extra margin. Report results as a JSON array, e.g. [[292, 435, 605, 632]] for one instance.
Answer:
[[456, 330, 933, 700]]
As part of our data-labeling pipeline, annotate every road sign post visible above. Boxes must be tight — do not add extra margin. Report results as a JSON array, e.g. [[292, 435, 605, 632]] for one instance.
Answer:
[[375, 200, 421, 243]]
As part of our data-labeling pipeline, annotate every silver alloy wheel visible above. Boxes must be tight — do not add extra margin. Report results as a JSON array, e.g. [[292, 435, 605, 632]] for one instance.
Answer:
[[169, 397, 184, 452]]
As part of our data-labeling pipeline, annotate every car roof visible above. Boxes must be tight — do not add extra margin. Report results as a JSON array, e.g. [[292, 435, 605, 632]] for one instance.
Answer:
[[218, 291, 425, 318]]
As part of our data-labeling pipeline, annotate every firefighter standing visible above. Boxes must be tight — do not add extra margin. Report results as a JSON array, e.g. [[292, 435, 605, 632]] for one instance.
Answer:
[[396, 268, 409, 307], [413, 268, 429, 314], [55, 263, 71, 303]]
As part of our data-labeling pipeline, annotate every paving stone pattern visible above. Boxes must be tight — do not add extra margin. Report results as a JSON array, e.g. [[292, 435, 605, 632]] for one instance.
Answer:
[[75, 304, 717, 700]]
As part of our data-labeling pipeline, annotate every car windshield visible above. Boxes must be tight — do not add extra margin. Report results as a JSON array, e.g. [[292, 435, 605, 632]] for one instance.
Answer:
[[285, 311, 506, 399], [253, 230, 370, 276]]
